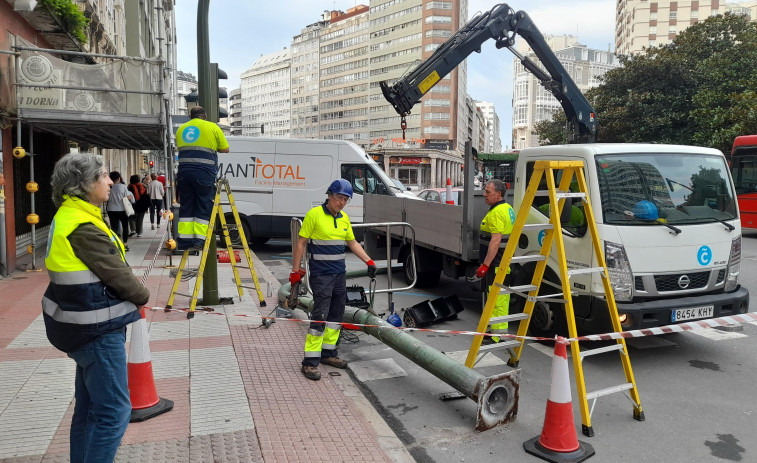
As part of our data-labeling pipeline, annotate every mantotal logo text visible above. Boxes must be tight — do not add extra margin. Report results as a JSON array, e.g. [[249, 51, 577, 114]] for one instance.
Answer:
[[218, 156, 306, 187]]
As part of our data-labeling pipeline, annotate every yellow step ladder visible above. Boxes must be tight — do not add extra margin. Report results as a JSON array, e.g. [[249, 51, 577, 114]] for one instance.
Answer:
[[165, 177, 266, 319], [465, 160, 644, 437]]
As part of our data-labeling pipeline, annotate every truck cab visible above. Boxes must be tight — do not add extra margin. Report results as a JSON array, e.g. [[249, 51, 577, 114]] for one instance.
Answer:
[[512, 144, 749, 335]]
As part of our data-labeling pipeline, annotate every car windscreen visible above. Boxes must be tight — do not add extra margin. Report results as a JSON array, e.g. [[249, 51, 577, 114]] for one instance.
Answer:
[[596, 153, 737, 225]]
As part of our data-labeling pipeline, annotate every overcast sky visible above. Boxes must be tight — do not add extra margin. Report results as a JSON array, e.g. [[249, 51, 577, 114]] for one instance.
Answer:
[[175, 0, 616, 149]]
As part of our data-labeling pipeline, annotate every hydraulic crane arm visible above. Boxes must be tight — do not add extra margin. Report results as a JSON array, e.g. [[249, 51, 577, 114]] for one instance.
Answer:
[[380, 3, 597, 143]]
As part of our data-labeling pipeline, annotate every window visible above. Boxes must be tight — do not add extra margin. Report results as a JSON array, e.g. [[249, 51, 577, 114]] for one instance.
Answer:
[[669, 10, 677, 19], [649, 26, 657, 34], [669, 26, 676, 34], [341, 164, 388, 195], [691, 9, 698, 19], [426, 30, 451, 38], [425, 15, 452, 24], [426, 1, 452, 9], [425, 43, 441, 52]]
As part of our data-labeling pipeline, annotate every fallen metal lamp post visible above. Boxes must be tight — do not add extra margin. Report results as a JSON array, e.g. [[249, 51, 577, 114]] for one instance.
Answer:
[[278, 282, 520, 431]]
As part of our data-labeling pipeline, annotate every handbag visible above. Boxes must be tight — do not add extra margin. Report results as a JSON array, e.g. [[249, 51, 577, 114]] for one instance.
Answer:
[[122, 195, 135, 217]]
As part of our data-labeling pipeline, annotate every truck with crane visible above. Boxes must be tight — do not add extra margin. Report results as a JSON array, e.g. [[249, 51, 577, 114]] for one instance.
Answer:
[[365, 3, 749, 336]]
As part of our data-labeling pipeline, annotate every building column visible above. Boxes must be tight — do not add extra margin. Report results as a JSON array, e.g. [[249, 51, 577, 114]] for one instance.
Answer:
[[429, 157, 437, 188]]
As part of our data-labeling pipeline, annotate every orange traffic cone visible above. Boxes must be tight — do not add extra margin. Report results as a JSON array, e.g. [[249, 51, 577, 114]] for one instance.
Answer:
[[128, 307, 174, 422], [445, 177, 455, 204], [524, 337, 595, 462]]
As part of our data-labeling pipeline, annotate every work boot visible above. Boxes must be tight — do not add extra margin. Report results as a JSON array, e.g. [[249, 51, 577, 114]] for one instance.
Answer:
[[320, 356, 348, 369], [151, 224, 155, 230], [301, 365, 321, 381]]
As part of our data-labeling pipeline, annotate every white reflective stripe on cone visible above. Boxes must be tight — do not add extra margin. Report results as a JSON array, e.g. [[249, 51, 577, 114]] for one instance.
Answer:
[[128, 314, 151, 364]]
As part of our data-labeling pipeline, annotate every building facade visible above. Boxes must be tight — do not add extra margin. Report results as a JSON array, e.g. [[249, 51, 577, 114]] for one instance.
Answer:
[[241, 48, 291, 138], [616, 0, 757, 55], [475, 100, 501, 152], [241, 0, 468, 154], [228, 87, 242, 135], [512, 35, 621, 149], [0, 0, 176, 275], [291, 18, 328, 140]]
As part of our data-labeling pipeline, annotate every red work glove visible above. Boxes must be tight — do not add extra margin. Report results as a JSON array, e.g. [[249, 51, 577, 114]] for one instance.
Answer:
[[289, 269, 305, 285], [475, 264, 489, 279], [366, 259, 377, 279]]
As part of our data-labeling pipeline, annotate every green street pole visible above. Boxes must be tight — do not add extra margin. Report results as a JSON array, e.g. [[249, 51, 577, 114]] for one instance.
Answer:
[[197, 0, 219, 304]]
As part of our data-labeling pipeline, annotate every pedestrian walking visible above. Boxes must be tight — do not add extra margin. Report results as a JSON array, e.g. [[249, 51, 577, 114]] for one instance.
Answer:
[[128, 174, 150, 237], [291, 179, 377, 380], [147, 173, 165, 230], [174, 105, 229, 249], [105, 171, 133, 252], [475, 179, 516, 343], [43, 152, 149, 462]]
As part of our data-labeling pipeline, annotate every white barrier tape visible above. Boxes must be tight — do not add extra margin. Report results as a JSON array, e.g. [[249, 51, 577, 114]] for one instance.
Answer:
[[149, 306, 757, 344], [139, 226, 169, 287], [575, 312, 757, 342]]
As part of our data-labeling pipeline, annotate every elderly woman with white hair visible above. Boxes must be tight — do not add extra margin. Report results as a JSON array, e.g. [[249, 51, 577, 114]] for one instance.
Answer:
[[43, 152, 149, 462]]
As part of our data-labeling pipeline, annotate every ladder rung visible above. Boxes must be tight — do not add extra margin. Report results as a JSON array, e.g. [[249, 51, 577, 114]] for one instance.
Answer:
[[580, 343, 625, 360], [533, 190, 585, 199], [586, 382, 634, 401], [239, 285, 258, 290], [494, 284, 537, 294], [478, 340, 521, 352], [522, 223, 553, 231], [510, 255, 546, 264], [568, 267, 605, 277], [174, 292, 193, 298], [235, 265, 250, 269], [489, 313, 529, 324], [533, 294, 566, 303]]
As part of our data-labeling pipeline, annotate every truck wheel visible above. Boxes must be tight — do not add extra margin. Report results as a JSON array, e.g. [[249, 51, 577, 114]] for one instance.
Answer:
[[226, 213, 252, 248], [403, 253, 440, 288], [510, 267, 567, 338]]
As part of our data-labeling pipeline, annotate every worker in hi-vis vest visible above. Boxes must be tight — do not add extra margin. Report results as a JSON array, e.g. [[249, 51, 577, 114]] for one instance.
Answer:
[[175, 105, 229, 249], [475, 179, 516, 343], [290, 179, 377, 381]]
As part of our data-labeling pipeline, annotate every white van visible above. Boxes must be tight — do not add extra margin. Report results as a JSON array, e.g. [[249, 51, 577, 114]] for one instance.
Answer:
[[218, 137, 417, 244]]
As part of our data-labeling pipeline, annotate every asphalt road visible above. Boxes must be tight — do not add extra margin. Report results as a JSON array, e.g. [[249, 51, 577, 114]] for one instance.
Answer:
[[254, 235, 757, 463]]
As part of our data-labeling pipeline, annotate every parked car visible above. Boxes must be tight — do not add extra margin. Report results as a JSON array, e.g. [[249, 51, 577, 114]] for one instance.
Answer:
[[417, 187, 464, 205]]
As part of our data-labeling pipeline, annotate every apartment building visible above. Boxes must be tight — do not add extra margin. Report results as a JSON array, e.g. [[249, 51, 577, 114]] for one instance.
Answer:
[[291, 18, 329, 139], [229, 88, 242, 135], [616, 0, 757, 55], [367, 0, 467, 151], [475, 101, 502, 152], [512, 35, 620, 149], [319, 6, 371, 145], [241, 48, 291, 137]]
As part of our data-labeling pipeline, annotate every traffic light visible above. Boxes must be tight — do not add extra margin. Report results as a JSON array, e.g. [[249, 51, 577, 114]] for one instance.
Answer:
[[140, 154, 148, 170], [207, 62, 227, 123], [149, 160, 154, 168]]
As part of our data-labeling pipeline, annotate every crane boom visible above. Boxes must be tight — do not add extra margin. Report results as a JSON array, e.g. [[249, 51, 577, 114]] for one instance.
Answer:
[[380, 4, 597, 143]]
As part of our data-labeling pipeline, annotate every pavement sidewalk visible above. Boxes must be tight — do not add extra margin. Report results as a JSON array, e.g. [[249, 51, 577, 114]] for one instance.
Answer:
[[0, 218, 413, 462]]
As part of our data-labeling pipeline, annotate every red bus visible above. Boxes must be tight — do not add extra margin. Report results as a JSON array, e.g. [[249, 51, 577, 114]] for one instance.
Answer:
[[730, 135, 757, 229]]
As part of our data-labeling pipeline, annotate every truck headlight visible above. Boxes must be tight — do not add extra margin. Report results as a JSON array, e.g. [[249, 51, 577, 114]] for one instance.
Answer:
[[725, 236, 741, 292], [604, 240, 633, 302]]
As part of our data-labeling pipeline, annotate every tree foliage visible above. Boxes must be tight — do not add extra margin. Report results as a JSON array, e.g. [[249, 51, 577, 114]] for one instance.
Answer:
[[533, 110, 568, 145], [536, 14, 757, 153]]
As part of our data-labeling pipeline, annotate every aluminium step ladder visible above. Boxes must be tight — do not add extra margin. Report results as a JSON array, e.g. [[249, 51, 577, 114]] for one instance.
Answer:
[[465, 160, 644, 437], [165, 177, 266, 319]]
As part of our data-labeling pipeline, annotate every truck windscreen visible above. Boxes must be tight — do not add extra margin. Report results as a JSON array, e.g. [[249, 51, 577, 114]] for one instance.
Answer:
[[596, 153, 737, 225]]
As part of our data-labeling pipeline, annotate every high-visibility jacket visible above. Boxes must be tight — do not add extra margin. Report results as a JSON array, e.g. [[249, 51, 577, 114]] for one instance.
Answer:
[[299, 204, 355, 276], [479, 200, 516, 338], [479, 200, 516, 267], [175, 117, 229, 178], [42, 196, 140, 352]]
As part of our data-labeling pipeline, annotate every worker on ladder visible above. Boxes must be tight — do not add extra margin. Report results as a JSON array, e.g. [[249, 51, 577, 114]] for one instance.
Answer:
[[475, 179, 516, 343], [175, 106, 230, 250], [291, 179, 377, 381]]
